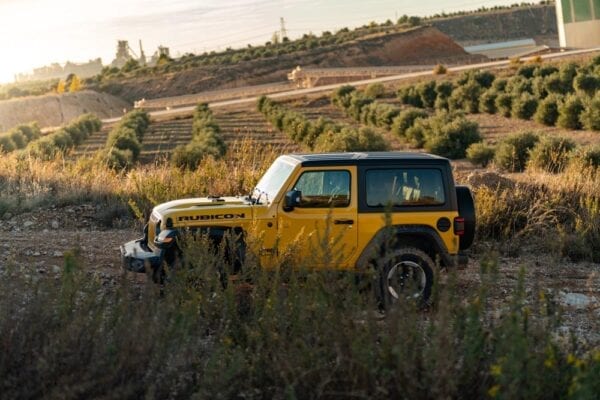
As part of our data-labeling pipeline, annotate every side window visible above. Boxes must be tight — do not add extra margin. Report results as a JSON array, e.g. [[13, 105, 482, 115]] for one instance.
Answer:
[[294, 170, 350, 208], [366, 168, 445, 207]]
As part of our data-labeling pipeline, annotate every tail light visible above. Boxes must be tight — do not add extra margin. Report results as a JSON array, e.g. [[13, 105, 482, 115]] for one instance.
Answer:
[[454, 217, 465, 236]]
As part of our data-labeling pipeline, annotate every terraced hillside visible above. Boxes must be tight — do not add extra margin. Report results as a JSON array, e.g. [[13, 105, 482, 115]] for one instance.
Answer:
[[72, 106, 298, 163]]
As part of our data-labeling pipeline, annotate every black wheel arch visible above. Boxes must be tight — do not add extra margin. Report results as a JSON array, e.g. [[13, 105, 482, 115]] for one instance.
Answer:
[[355, 224, 453, 270]]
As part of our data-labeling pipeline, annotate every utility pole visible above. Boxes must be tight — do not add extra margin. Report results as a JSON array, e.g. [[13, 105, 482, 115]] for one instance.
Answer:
[[280, 17, 287, 41]]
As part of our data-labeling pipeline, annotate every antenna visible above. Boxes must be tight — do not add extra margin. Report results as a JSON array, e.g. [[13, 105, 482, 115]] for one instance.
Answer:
[[280, 17, 287, 40]]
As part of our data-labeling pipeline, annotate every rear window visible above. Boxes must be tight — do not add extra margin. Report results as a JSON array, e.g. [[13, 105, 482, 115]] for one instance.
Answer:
[[366, 168, 445, 207]]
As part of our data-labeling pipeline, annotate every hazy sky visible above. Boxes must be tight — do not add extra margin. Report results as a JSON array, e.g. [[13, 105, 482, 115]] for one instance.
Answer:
[[0, 0, 532, 83]]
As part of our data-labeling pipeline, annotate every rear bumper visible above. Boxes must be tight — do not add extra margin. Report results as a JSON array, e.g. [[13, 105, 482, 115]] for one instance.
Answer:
[[121, 238, 163, 273]]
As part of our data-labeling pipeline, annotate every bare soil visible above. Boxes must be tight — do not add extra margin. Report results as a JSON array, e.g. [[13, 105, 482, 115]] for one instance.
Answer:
[[0, 90, 130, 130], [2, 201, 598, 346], [97, 26, 482, 103]]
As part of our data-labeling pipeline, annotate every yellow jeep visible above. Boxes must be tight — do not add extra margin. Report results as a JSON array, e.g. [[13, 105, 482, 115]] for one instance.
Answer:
[[122, 152, 475, 303]]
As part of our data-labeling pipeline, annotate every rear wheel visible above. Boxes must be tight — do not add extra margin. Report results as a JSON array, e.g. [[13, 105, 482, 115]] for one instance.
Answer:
[[375, 247, 434, 309]]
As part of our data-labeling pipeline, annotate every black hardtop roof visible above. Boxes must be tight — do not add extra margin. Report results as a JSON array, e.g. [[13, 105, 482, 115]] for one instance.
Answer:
[[284, 152, 449, 166]]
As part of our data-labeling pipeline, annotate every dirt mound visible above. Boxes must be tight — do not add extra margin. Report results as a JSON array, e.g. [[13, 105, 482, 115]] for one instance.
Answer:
[[432, 4, 557, 45], [0, 90, 130, 130], [461, 171, 516, 190], [98, 26, 482, 102]]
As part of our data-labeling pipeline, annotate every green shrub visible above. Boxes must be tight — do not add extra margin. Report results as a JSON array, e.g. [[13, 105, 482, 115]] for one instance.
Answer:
[[558, 62, 578, 87], [26, 136, 57, 160], [471, 70, 495, 88], [8, 130, 26, 149], [347, 92, 374, 120], [371, 103, 401, 128], [171, 103, 226, 169], [415, 80, 437, 108], [397, 86, 423, 107], [527, 135, 576, 173], [405, 124, 426, 147], [495, 93, 514, 117], [534, 94, 561, 126], [580, 94, 600, 131], [516, 64, 536, 79], [534, 65, 558, 78], [494, 131, 539, 172], [423, 114, 481, 158], [433, 96, 449, 111], [364, 83, 385, 98], [435, 81, 454, 99], [119, 109, 150, 141], [75, 114, 102, 134], [105, 148, 134, 169], [331, 85, 356, 109], [479, 89, 498, 114], [466, 142, 495, 167], [107, 128, 141, 158], [171, 140, 219, 169], [544, 72, 569, 95], [0, 134, 16, 152], [448, 81, 482, 113], [511, 93, 538, 120], [391, 108, 428, 138], [314, 127, 388, 152], [492, 78, 508, 92], [557, 95, 585, 130], [573, 73, 599, 97], [52, 129, 74, 150], [404, 111, 481, 158], [571, 145, 600, 167], [506, 75, 533, 96], [531, 76, 548, 99]]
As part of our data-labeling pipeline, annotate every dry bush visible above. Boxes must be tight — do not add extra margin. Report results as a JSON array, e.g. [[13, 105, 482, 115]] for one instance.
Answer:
[[0, 231, 597, 398]]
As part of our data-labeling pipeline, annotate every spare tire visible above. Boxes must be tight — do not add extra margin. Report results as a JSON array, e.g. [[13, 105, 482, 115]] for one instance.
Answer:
[[456, 185, 476, 250]]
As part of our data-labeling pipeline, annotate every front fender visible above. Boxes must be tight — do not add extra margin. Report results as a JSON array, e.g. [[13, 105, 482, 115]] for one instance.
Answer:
[[153, 229, 179, 250]]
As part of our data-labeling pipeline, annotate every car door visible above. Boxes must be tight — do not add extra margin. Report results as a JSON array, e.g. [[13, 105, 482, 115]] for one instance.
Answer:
[[277, 166, 358, 269]]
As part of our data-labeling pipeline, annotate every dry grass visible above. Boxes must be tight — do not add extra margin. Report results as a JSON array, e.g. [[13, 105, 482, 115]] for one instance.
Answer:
[[0, 139, 286, 219]]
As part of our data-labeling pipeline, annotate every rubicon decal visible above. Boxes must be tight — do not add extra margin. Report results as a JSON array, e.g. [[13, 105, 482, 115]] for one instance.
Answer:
[[178, 213, 246, 221]]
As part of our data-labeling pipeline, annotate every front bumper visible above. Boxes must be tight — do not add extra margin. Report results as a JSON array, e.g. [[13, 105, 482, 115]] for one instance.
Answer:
[[121, 238, 163, 273]]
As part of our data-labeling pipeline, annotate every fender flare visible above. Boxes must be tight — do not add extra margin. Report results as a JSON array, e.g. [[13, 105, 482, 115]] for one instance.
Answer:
[[355, 225, 452, 270]]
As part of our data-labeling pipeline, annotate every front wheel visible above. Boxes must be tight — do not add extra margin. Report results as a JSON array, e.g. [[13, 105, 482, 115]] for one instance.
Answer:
[[375, 247, 434, 309], [151, 246, 182, 285]]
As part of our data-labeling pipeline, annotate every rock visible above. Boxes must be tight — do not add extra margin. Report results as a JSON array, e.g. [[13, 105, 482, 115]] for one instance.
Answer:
[[33, 251, 41, 257], [559, 292, 597, 309], [51, 220, 59, 229], [23, 221, 34, 228], [53, 251, 63, 257], [52, 265, 61, 274], [43, 229, 49, 233], [4, 212, 12, 220]]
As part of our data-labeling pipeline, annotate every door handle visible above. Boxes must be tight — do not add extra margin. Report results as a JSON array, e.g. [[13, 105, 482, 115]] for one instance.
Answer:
[[333, 219, 354, 225]]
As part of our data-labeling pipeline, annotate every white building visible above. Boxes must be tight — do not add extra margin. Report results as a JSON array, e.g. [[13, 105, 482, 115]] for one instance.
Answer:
[[556, 0, 600, 48]]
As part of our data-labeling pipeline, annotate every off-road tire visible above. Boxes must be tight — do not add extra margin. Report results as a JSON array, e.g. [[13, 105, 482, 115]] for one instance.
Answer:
[[375, 247, 434, 309]]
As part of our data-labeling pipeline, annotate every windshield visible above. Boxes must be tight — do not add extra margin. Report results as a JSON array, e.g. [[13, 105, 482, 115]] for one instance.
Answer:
[[253, 158, 296, 204]]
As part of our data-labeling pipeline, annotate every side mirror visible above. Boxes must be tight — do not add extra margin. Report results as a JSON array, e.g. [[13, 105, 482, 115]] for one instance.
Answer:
[[283, 190, 302, 211]]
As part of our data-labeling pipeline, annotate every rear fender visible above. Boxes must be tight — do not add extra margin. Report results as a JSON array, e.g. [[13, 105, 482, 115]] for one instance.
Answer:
[[355, 225, 452, 269]]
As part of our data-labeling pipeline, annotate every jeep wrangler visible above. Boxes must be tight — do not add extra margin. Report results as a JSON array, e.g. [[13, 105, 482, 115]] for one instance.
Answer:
[[121, 152, 475, 303]]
